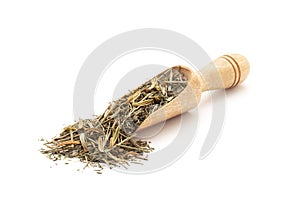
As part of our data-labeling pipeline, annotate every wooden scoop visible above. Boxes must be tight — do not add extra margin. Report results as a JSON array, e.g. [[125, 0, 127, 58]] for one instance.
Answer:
[[137, 54, 250, 130]]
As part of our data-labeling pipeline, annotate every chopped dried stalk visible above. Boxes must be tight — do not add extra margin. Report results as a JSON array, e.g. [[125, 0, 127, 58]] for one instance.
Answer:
[[40, 67, 187, 173]]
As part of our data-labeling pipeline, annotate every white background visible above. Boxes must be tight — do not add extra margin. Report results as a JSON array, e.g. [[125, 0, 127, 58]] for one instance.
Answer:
[[1, 0, 299, 199]]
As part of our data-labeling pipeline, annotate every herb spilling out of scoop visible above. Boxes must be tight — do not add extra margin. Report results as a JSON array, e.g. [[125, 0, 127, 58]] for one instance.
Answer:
[[40, 54, 251, 173], [40, 67, 188, 173]]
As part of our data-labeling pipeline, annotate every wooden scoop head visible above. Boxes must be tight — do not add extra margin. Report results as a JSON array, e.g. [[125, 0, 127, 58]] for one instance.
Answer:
[[137, 54, 250, 130]]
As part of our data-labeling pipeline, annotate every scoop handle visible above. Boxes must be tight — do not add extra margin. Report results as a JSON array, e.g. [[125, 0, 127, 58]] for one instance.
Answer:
[[199, 54, 250, 91]]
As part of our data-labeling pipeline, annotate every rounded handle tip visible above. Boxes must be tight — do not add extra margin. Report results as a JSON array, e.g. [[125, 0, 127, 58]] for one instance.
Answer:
[[221, 54, 250, 88]]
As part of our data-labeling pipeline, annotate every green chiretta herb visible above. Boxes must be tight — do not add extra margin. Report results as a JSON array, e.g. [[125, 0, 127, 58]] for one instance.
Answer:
[[41, 67, 187, 173]]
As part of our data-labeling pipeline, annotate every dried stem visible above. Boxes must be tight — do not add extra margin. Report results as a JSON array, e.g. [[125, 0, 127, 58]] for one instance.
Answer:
[[40, 67, 187, 173]]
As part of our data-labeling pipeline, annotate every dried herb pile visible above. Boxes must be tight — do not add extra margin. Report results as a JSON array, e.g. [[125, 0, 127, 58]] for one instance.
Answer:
[[41, 67, 187, 173]]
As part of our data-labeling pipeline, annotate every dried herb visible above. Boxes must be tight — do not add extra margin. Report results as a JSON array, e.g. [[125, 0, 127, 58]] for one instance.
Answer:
[[41, 67, 187, 173]]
